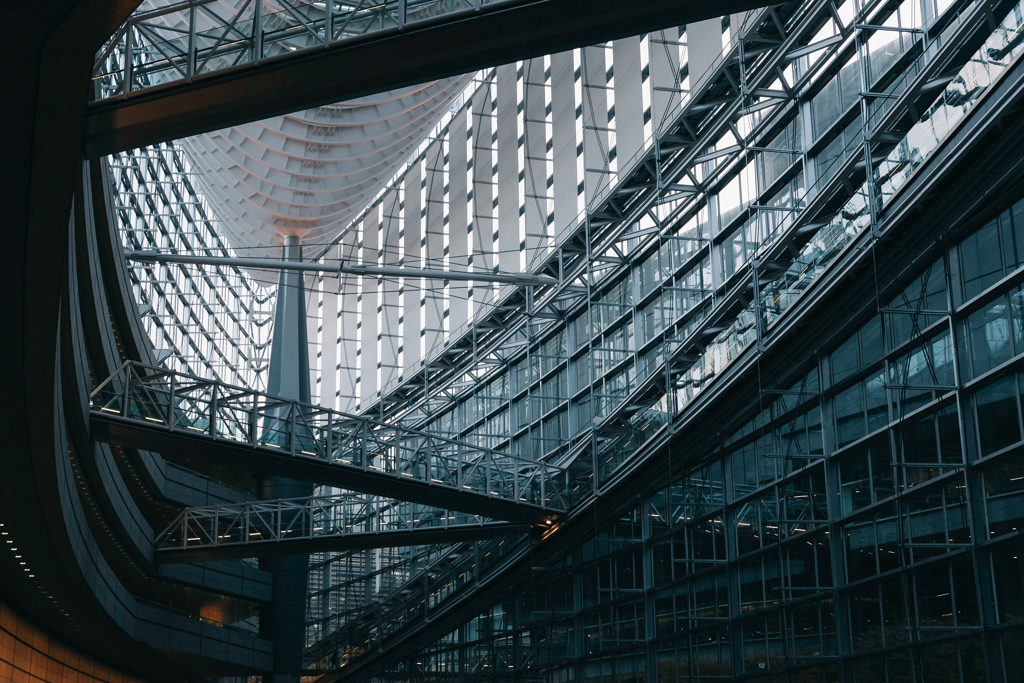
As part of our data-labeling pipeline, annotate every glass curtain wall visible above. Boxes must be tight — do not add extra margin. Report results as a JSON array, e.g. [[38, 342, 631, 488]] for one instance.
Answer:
[[304, 0, 1024, 678], [378, 187, 1024, 683]]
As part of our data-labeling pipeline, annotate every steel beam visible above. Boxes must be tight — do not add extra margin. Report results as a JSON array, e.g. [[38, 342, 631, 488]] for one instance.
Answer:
[[90, 413, 559, 523], [159, 524, 528, 562], [125, 250, 559, 285], [84, 0, 776, 157]]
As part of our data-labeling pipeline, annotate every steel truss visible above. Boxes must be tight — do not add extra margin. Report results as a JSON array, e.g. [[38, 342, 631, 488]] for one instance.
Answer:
[[156, 493, 533, 562], [364, 0, 1020, 473], [84, 0, 773, 155], [360, 0, 829, 433], [90, 360, 570, 522], [92, 0, 482, 101], [302, 0, 1024, 674], [300, 0, 844, 663]]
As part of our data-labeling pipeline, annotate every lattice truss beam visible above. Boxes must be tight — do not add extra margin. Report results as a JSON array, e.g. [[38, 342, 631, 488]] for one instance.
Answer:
[[84, 0, 778, 155], [297, 0, 837, 662], [90, 361, 570, 522], [93, 0, 440, 100], [360, 0, 1012, 455], [360, 6, 816, 428], [300, 0, 1024, 672], [156, 493, 534, 562]]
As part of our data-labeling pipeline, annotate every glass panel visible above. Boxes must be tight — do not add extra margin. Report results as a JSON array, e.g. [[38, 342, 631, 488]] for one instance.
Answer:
[[974, 376, 1021, 456], [839, 439, 893, 514], [984, 458, 1024, 537], [961, 218, 1004, 299], [967, 294, 1014, 377]]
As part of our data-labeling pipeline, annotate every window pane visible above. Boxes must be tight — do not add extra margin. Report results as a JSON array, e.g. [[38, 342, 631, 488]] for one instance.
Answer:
[[974, 376, 1020, 455], [961, 220, 1003, 299], [967, 296, 1013, 377]]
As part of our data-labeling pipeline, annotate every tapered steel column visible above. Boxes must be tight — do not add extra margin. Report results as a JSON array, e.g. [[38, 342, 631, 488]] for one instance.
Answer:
[[259, 234, 313, 683]]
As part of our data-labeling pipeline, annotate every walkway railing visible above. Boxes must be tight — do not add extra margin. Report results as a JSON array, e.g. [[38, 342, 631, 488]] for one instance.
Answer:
[[156, 493, 532, 561], [91, 361, 571, 518]]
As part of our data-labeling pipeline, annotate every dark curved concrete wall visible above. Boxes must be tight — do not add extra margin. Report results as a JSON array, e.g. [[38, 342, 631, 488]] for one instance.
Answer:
[[0, 2, 280, 679], [0, 598, 145, 683]]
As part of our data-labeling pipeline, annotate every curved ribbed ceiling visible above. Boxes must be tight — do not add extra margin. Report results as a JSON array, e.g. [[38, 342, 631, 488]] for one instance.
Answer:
[[141, 0, 471, 256], [180, 77, 471, 256]]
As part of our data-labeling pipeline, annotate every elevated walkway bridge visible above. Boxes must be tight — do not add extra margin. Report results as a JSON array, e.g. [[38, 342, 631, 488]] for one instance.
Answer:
[[90, 361, 571, 525], [154, 493, 534, 563]]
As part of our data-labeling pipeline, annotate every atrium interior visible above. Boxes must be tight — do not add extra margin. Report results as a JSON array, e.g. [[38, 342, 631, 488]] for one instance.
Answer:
[[6, 0, 1024, 681]]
